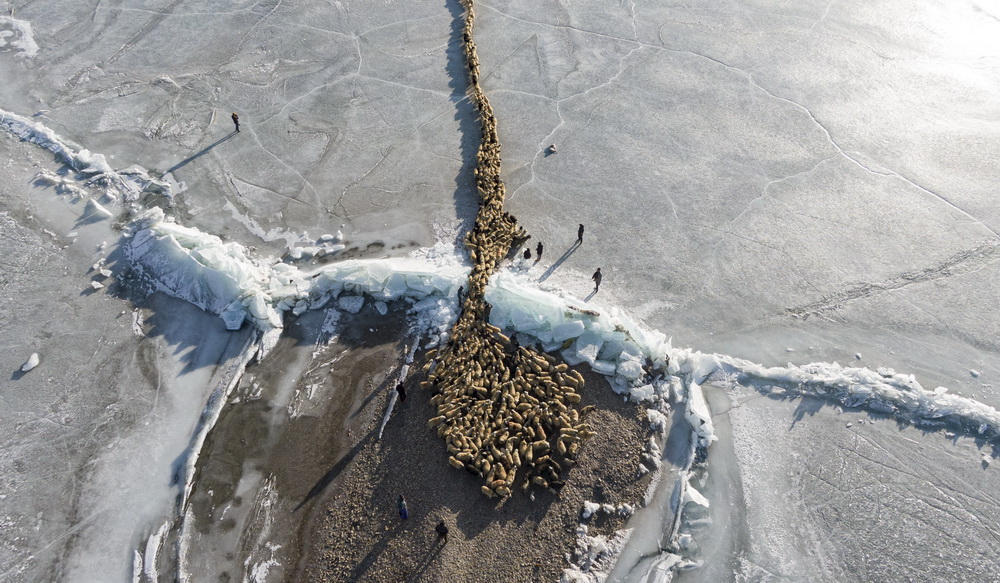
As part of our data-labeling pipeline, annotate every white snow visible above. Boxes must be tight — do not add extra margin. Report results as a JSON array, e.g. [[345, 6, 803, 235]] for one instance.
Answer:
[[20, 352, 39, 372], [1, 108, 171, 202], [0, 16, 39, 57], [561, 524, 631, 583]]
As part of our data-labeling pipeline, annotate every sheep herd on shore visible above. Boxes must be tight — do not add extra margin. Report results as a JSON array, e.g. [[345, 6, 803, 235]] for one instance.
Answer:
[[417, 0, 593, 499]]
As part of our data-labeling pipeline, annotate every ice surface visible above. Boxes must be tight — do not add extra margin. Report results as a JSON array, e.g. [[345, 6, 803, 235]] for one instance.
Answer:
[[3, 0, 1000, 581], [0, 17, 38, 58]]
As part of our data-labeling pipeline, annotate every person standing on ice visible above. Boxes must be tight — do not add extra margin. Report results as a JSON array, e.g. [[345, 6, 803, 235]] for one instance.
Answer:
[[397, 495, 408, 520], [523, 248, 531, 260], [231, 112, 240, 133], [591, 267, 602, 292], [535, 242, 543, 262], [577, 224, 584, 243]]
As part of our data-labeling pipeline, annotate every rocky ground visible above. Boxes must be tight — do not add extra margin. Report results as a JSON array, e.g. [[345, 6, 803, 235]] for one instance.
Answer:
[[292, 326, 653, 583]]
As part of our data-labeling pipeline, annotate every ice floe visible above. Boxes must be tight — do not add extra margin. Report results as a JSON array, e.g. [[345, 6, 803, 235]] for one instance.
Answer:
[[20, 352, 39, 372]]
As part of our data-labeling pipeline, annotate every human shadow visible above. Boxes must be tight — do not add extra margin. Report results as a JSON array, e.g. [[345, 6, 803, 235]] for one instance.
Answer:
[[538, 241, 581, 282], [584, 289, 598, 302], [295, 427, 378, 512], [350, 367, 400, 419], [405, 540, 445, 583], [164, 132, 237, 174]]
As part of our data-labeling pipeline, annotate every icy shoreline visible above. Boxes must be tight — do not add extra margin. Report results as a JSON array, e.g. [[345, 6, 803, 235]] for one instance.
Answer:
[[7, 105, 1000, 583], [122, 207, 1000, 582]]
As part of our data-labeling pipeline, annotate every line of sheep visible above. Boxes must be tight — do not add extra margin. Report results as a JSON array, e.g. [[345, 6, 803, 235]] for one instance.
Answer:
[[416, 0, 594, 500]]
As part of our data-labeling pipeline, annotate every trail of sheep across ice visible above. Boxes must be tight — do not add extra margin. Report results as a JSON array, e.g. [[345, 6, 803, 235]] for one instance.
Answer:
[[7, 105, 999, 582], [124, 209, 1000, 582], [6, 104, 992, 449]]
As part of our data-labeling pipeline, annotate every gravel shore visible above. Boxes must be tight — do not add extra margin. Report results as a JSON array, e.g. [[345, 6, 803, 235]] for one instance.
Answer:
[[289, 317, 653, 583]]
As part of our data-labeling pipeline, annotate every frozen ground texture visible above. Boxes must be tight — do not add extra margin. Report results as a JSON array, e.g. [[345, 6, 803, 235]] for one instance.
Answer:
[[1, 0, 999, 582]]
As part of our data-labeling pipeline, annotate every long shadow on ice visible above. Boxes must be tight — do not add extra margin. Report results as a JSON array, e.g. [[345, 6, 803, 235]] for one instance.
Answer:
[[538, 240, 582, 282], [163, 132, 237, 174], [105, 243, 256, 376], [446, 0, 484, 247], [748, 381, 1000, 459]]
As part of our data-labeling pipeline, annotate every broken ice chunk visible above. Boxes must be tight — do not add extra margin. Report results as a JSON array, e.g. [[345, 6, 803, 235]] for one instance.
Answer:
[[552, 320, 586, 342], [85, 198, 113, 220], [90, 281, 105, 290], [338, 295, 365, 314], [21, 353, 40, 372], [573, 331, 603, 365], [617, 355, 644, 382], [591, 359, 617, 376]]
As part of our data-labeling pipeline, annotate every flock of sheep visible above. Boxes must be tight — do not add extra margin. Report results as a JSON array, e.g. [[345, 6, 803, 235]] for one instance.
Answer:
[[417, 0, 594, 499]]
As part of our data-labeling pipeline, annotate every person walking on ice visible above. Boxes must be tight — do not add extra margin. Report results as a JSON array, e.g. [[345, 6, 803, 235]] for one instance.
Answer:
[[577, 224, 584, 243], [231, 112, 240, 133], [591, 267, 602, 293], [397, 495, 408, 520], [535, 242, 543, 262]]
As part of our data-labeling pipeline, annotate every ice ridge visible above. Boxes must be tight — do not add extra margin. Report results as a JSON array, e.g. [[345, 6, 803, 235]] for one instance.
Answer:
[[0, 107, 171, 202], [123, 209, 1000, 446]]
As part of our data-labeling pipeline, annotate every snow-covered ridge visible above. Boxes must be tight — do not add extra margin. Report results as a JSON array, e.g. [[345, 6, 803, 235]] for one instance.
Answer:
[[0, 108, 171, 202]]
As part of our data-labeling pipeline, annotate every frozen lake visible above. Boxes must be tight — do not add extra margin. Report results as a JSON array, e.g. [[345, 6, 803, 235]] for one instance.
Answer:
[[1, 0, 998, 581]]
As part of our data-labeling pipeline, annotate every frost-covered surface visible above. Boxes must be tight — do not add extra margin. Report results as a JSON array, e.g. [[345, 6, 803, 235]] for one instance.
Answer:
[[121, 211, 1000, 583], [562, 525, 631, 583], [3, 0, 1000, 582], [0, 17, 38, 57], [1, 108, 171, 203]]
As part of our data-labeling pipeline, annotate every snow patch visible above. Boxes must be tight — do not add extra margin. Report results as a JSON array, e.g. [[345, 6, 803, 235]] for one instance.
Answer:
[[0, 16, 39, 57], [561, 525, 631, 583], [20, 352, 39, 372], [1, 108, 172, 202]]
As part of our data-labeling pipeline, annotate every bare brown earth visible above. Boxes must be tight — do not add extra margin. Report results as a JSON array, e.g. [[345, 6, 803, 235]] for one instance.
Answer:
[[292, 325, 652, 582]]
